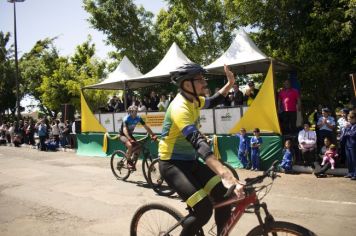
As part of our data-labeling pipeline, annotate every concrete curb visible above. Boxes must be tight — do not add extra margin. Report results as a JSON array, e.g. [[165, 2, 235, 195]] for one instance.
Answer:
[[8, 144, 77, 153], [292, 165, 348, 176]]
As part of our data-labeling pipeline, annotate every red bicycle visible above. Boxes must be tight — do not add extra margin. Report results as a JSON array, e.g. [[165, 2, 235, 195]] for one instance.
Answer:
[[130, 161, 316, 236]]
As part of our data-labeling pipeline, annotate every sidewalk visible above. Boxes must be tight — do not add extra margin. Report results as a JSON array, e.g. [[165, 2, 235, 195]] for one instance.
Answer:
[[3, 143, 76, 153]]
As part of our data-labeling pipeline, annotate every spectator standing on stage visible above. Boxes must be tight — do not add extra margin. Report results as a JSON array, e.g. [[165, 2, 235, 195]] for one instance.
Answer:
[[340, 111, 356, 180], [278, 79, 301, 135], [204, 88, 212, 97], [316, 107, 336, 151], [137, 98, 147, 112], [244, 81, 259, 106], [235, 128, 249, 168], [148, 91, 160, 111], [298, 121, 317, 166], [157, 94, 169, 111], [229, 84, 244, 106], [107, 95, 118, 112], [250, 128, 262, 171]]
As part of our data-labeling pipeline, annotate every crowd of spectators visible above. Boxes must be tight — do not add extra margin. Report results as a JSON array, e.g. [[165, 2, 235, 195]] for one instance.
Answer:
[[291, 108, 356, 179], [103, 82, 259, 113], [0, 117, 81, 151]]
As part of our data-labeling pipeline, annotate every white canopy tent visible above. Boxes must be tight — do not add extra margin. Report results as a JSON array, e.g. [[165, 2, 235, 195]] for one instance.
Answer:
[[130, 42, 194, 83], [205, 29, 291, 74], [84, 56, 146, 90]]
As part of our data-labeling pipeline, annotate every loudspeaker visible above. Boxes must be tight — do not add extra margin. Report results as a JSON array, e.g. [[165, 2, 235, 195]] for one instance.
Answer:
[[61, 104, 75, 122]]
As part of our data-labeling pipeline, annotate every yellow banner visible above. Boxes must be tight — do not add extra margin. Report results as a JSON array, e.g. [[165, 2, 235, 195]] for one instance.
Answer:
[[229, 63, 281, 134], [81, 92, 106, 133]]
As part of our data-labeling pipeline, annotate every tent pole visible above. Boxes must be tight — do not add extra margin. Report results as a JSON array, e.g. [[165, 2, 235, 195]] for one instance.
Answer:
[[123, 81, 127, 111]]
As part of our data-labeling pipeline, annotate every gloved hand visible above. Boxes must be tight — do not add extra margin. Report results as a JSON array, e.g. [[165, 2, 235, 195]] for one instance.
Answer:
[[221, 171, 245, 200]]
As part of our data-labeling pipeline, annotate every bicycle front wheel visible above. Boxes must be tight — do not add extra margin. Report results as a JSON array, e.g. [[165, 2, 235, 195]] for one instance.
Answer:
[[147, 159, 176, 196], [247, 221, 317, 236], [110, 150, 131, 180], [141, 155, 155, 182], [130, 203, 184, 236]]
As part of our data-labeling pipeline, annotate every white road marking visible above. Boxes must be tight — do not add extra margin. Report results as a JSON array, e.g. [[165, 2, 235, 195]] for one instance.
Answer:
[[275, 194, 356, 205]]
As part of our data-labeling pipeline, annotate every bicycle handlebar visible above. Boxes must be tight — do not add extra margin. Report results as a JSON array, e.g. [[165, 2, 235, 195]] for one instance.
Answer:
[[224, 160, 280, 198]]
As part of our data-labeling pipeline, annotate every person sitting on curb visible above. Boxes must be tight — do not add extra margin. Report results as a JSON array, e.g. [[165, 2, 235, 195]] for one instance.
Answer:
[[298, 121, 317, 166], [314, 137, 335, 178], [280, 139, 293, 173]]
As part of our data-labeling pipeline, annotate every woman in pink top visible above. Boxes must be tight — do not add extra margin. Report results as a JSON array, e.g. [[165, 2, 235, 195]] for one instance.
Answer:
[[278, 79, 300, 135]]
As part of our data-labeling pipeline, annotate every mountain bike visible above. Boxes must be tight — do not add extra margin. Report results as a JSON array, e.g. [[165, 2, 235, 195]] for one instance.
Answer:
[[130, 160, 317, 236], [147, 158, 239, 197], [110, 134, 157, 182]]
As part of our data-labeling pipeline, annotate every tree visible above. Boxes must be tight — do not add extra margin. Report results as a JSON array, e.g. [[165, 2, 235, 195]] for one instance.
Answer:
[[0, 31, 16, 120], [20, 38, 60, 116], [38, 38, 108, 115], [83, 0, 161, 73], [156, 0, 236, 64], [226, 0, 356, 112]]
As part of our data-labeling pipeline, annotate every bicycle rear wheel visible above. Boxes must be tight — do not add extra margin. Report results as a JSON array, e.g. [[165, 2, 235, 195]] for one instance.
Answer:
[[141, 155, 155, 183], [147, 159, 176, 196], [110, 150, 131, 181], [247, 221, 317, 236], [130, 203, 184, 236]]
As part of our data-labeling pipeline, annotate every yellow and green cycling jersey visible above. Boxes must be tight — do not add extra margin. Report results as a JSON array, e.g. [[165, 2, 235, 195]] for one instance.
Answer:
[[159, 93, 205, 161]]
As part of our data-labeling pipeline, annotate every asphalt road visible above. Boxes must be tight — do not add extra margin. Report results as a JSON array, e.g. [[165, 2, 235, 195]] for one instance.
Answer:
[[0, 146, 355, 236]]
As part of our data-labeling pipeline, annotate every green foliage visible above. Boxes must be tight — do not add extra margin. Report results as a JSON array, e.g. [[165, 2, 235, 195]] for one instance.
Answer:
[[227, 0, 356, 112], [83, 0, 161, 73], [0, 31, 16, 116], [156, 0, 235, 64], [37, 38, 108, 114]]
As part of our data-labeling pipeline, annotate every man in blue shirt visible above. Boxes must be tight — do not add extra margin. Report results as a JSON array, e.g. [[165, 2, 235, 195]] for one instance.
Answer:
[[119, 105, 157, 161]]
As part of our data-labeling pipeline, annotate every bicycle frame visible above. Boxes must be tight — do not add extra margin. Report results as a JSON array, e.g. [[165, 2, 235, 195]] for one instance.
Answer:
[[213, 191, 257, 236], [131, 135, 151, 160]]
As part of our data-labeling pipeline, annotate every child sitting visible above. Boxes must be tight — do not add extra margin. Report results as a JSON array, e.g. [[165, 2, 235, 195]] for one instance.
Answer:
[[280, 139, 293, 172], [321, 144, 338, 169]]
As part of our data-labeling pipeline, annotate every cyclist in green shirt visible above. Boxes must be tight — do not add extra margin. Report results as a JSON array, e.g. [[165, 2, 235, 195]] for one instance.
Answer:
[[158, 63, 244, 236]]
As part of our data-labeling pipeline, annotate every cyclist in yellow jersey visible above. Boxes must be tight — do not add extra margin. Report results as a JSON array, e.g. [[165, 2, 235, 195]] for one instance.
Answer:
[[159, 63, 244, 236]]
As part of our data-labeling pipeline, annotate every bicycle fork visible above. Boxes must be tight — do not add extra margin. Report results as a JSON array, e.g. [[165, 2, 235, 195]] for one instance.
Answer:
[[254, 201, 275, 235]]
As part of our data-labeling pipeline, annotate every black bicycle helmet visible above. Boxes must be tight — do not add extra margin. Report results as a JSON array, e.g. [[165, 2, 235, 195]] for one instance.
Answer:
[[170, 63, 208, 86]]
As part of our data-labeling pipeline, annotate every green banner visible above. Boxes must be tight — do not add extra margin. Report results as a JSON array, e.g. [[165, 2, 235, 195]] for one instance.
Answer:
[[77, 133, 282, 170]]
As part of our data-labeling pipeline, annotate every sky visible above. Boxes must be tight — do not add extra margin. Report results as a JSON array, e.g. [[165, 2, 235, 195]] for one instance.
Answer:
[[0, 0, 166, 112], [0, 0, 166, 59]]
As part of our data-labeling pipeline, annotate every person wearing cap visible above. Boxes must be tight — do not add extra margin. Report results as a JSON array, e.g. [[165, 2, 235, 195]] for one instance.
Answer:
[[158, 63, 244, 235], [298, 121, 317, 166], [278, 79, 301, 135], [119, 105, 157, 165], [250, 128, 263, 171], [244, 81, 259, 106], [316, 107, 336, 152]]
